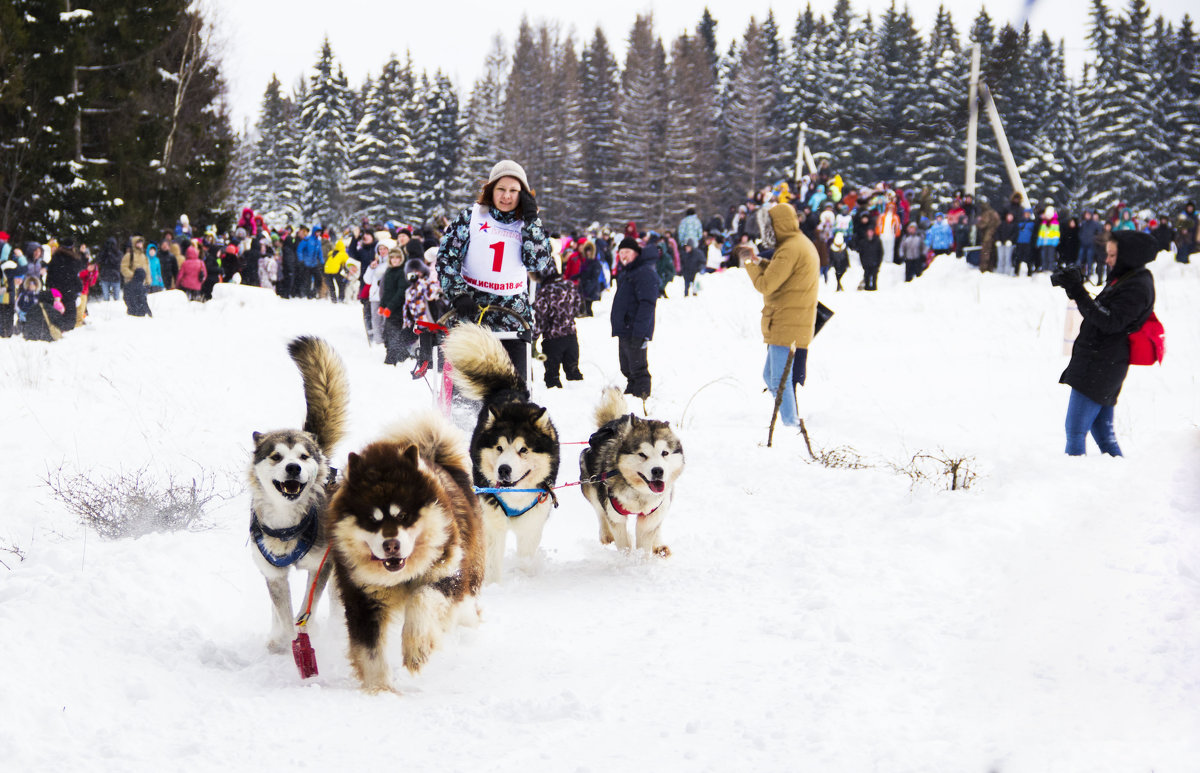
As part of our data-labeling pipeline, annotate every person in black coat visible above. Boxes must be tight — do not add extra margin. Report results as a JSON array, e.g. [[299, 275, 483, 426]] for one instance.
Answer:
[[97, 237, 123, 301], [1057, 217, 1081, 268], [679, 239, 704, 297], [279, 228, 300, 298], [610, 237, 660, 399], [45, 245, 82, 331], [124, 267, 153, 317], [1056, 231, 1157, 456], [379, 250, 411, 365], [202, 239, 221, 301], [240, 237, 262, 287], [853, 219, 884, 291]]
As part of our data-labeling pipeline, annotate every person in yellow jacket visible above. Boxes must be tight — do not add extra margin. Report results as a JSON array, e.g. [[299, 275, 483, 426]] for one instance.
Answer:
[[323, 238, 351, 303], [742, 202, 820, 427]]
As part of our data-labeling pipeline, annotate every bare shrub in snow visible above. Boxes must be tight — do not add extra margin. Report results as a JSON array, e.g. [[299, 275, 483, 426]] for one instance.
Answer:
[[44, 465, 233, 539], [893, 451, 978, 491]]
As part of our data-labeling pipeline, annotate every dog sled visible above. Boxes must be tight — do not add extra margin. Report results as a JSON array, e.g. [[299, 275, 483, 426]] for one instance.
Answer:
[[415, 306, 533, 420]]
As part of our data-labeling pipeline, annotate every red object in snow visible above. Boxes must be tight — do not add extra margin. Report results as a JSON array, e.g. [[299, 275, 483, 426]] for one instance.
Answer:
[[292, 632, 319, 678]]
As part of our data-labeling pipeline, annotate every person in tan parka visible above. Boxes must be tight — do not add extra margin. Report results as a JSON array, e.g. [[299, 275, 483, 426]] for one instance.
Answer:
[[743, 202, 820, 427], [120, 236, 150, 286]]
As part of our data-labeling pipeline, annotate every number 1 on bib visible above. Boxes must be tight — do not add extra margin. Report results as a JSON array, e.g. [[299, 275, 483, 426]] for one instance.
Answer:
[[489, 241, 504, 272]]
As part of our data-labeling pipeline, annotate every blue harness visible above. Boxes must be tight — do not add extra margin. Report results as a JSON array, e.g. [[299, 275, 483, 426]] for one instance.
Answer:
[[250, 504, 320, 567], [474, 487, 553, 518]]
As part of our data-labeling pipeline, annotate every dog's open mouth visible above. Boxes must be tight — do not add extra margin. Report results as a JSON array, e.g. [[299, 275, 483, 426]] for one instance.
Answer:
[[373, 555, 407, 572], [639, 474, 666, 494], [497, 470, 530, 487], [273, 479, 306, 500]]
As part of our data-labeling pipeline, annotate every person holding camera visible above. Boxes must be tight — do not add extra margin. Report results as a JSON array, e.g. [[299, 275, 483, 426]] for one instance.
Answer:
[[1054, 231, 1157, 456], [742, 203, 820, 428], [436, 160, 552, 381]]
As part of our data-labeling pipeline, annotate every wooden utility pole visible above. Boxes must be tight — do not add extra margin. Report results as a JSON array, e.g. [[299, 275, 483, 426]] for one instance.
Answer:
[[965, 44, 981, 197]]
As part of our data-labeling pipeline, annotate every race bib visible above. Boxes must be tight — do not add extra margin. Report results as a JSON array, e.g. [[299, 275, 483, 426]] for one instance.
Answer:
[[462, 205, 526, 296]]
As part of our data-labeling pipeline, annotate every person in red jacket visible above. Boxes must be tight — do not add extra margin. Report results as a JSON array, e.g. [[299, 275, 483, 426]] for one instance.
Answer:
[[175, 245, 208, 301]]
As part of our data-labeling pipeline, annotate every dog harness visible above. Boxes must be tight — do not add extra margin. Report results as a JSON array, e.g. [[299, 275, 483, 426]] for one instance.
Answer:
[[475, 487, 555, 518], [250, 503, 320, 567], [607, 494, 661, 520]]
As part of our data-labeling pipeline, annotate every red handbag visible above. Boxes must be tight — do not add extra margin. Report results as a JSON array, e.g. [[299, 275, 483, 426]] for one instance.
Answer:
[[1128, 312, 1165, 366]]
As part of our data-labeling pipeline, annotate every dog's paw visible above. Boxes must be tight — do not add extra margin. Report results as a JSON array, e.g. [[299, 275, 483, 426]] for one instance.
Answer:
[[402, 630, 440, 674], [267, 636, 290, 654], [653, 545, 671, 558]]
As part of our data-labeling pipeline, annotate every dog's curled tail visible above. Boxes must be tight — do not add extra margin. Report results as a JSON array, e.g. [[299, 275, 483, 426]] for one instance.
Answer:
[[288, 336, 350, 457], [441, 322, 522, 401], [593, 387, 629, 428], [380, 411, 471, 477]]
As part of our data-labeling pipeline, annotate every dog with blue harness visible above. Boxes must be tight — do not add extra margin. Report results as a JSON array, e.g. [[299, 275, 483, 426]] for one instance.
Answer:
[[248, 336, 349, 653], [442, 322, 560, 582]]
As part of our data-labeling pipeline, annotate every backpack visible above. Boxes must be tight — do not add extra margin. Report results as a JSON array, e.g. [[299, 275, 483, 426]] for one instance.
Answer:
[[1128, 312, 1165, 366]]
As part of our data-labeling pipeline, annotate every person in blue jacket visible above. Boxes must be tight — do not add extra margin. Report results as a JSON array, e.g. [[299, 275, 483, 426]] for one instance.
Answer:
[[610, 236, 660, 399], [924, 212, 955, 260], [1014, 210, 1038, 276], [296, 225, 323, 299]]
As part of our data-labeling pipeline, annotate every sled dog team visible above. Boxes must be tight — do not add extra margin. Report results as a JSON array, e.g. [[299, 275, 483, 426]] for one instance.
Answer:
[[249, 329, 685, 692]]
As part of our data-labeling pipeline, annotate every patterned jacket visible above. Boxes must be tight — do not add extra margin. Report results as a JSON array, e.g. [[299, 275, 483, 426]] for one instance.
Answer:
[[533, 275, 580, 340], [436, 204, 552, 332]]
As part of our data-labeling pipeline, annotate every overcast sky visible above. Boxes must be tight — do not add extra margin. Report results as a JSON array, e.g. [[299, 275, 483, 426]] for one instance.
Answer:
[[204, 0, 1195, 128]]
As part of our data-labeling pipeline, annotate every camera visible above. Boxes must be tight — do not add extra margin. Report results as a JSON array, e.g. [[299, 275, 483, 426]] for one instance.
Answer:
[[1050, 264, 1084, 288]]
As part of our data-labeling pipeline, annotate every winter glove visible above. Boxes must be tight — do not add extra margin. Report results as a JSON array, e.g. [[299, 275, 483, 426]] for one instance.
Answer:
[[452, 294, 479, 320], [379, 307, 391, 318], [640, 338, 650, 350], [519, 190, 539, 222]]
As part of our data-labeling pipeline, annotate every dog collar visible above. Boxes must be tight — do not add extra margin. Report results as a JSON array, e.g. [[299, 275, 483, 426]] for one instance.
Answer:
[[250, 503, 319, 567], [608, 494, 660, 520]]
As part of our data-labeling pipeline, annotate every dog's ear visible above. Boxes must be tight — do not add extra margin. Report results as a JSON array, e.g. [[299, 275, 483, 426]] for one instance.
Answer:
[[401, 444, 420, 467], [346, 451, 361, 478], [483, 405, 499, 429], [252, 431, 263, 444], [531, 406, 553, 431]]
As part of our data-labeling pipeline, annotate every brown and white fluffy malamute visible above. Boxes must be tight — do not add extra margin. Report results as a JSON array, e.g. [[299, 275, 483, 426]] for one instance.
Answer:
[[249, 336, 349, 653], [580, 388, 685, 557], [326, 413, 485, 692], [442, 322, 559, 582]]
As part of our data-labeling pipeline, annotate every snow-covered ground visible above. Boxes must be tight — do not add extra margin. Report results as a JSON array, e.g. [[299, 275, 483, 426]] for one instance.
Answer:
[[2, 255, 1198, 771]]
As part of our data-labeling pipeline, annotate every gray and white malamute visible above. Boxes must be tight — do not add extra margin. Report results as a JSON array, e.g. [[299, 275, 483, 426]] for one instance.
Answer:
[[442, 323, 559, 582], [248, 336, 349, 652], [580, 388, 685, 556]]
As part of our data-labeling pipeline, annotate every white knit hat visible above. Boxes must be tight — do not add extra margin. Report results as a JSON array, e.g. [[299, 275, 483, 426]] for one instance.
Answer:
[[487, 160, 529, 191]]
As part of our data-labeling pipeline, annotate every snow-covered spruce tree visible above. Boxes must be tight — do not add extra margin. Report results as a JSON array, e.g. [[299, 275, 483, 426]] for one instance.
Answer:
[[665, 30, 722, 226], [908, 5, 965, 199], [542, 36, 586, 232], [1156, 15, 1200, 212], [579, 27, 621, 226], [721, 18, 784, 202], [828, 10, 883, 186], [501, 19, 550, 198], [377, 54, 420, 224], [346, 76, 393, 224], [299, 38, 352, 226], [806, 0, 856, 186], [453, 36, 508, 211], [1077, 0, 1162, 211], [415, 71, 461, 224], [249, 75, 302, 225], [1023, 36, 1079, 210], [783, 6, 832, 181], [614, 14, 669, 228], [875, 2, 926, 186]]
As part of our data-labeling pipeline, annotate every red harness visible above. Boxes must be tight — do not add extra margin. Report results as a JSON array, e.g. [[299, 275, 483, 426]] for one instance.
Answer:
[[608, 495, 660, 520]]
